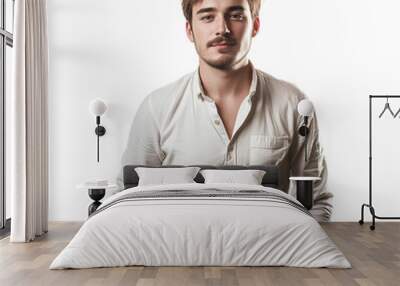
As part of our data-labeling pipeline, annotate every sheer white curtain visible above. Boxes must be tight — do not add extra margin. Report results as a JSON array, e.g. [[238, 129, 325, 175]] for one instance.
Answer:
[[10, 0, 48, 242]]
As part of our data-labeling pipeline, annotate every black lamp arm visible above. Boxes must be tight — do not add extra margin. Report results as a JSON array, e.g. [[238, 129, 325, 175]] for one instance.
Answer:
[[94, 116, 106, 162], [298, 115, 310, 162]]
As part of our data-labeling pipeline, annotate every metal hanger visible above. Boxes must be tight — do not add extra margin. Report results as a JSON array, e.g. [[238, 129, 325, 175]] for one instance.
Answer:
[[378, 97, 395, 118], [394, 105, 400, 118]]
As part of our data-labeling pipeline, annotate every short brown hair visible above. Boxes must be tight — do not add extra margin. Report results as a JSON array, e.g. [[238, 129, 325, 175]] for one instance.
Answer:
[[182, 0, 261, 23]]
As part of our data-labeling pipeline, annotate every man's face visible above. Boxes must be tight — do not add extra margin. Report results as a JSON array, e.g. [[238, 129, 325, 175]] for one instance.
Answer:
[[186, 0, 260, 70]]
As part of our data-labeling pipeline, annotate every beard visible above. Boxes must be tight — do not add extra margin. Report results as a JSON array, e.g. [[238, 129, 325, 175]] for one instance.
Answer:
[[202, 54, 237, 70], [200, 49, 250, 70], [192, 36, 251, 70]]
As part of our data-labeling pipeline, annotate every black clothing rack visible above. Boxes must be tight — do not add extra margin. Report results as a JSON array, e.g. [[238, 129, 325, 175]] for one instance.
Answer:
[[359, 95, 400, 230]]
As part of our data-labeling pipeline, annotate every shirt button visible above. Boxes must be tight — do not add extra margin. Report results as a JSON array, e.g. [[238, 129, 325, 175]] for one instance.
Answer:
[[214, 119, 220, 125]]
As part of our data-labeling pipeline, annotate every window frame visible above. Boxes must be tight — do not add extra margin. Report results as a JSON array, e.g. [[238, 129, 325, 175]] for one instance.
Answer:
[[0, 0, 14, 232]]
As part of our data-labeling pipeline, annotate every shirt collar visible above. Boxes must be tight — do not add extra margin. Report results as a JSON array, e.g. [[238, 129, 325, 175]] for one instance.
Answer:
[[192, 61, 258, 102], [192, 66, 210, 102]]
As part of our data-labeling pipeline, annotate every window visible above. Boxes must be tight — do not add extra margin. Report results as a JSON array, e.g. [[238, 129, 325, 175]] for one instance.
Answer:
[[0, 0, 14, 235]]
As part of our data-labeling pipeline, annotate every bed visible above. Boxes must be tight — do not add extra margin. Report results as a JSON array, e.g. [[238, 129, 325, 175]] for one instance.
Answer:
[[50, 165, 350, 269]]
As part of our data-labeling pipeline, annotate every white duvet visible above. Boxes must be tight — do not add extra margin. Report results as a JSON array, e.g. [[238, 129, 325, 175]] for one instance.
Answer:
[[50, 183, 351, 269]]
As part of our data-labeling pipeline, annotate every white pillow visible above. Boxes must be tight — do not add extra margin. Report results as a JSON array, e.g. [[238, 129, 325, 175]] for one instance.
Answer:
[[200, 169, 266, 185], [135, 167, 201, 186]]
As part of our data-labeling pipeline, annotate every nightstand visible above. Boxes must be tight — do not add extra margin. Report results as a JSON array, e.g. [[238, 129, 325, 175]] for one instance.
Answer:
[[77, 183, 118, 216], [289, 177, 321, 210]]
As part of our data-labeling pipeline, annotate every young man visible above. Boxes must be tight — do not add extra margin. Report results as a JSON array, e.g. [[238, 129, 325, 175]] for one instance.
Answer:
[[118, 0, 332, 221]]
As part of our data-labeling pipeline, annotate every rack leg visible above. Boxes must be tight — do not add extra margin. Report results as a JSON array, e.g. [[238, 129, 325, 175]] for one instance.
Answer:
[[369, 206, 376, 231], [359, 204, 376, 231], [359, 204, 366, 225]]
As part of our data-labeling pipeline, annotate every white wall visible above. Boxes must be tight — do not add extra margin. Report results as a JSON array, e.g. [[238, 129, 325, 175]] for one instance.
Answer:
[[48, 0, 400, 221]]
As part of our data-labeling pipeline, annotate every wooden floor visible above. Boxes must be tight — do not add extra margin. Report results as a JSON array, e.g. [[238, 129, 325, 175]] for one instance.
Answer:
[[0, 222, 399, 286]]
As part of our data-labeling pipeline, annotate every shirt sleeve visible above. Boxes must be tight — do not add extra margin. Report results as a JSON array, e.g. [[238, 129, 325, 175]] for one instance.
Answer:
[[115, 96, 164, 191], [289, 109, 333, 222]]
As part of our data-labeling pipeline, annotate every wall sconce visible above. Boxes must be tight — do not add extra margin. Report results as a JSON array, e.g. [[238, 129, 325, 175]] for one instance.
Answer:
[[89, 99, 107, 162], [297, 99, 314, 162]]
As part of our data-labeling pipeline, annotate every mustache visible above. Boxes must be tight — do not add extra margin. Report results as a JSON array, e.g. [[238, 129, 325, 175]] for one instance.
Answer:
[[207, 36, 236, 47]]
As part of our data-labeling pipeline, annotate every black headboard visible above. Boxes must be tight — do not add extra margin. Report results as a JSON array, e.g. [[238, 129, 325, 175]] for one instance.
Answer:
[[123, 165, 280, 190]]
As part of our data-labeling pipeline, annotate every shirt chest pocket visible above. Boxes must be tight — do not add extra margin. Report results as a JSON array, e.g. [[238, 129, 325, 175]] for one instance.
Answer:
[[249, 135, 290, 165]]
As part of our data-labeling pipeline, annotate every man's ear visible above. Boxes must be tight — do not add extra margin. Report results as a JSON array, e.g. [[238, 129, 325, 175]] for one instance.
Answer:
[[186, 21, 195, 43], [251, 16, 260, 37]]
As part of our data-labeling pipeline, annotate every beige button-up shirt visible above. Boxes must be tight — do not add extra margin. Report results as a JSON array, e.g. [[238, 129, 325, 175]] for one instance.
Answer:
[[118, 63, 332, 221]]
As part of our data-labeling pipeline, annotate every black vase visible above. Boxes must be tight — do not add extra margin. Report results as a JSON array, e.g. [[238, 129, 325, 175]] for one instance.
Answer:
[[295, 181, 313, 210]]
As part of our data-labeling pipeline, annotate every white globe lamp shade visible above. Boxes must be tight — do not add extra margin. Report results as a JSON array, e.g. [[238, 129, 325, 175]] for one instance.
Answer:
[[89, 99, 107, 116], [297, 99, 314, 117]]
